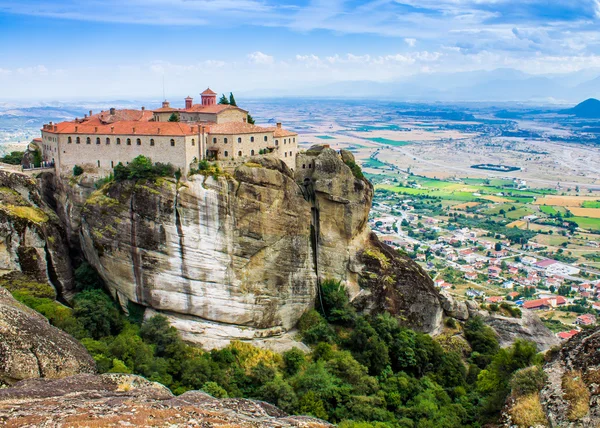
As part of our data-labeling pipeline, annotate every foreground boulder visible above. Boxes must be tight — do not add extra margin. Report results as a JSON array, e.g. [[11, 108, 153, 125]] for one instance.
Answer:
[[484, 309, 560, 352], [0, 287, 95, 386], [0, 373, 330, 427], [539, 326, 600, 426]]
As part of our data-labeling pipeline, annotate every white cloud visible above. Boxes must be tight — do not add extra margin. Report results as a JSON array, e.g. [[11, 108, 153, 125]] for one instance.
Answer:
[[405, 38, 417, 47], [247, 51, 274, 65]]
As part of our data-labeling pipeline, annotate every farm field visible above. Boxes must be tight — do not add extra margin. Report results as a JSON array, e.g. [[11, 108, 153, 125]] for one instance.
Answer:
[[533, 195, 600, 207], [568, 207, 600, 218]]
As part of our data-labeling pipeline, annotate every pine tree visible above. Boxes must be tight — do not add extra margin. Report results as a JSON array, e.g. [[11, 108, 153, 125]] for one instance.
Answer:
[[218, 94, 229, 105], [229, 92, 237, 106], [168, 113, 179, 122], [247, 114, 255, 124]]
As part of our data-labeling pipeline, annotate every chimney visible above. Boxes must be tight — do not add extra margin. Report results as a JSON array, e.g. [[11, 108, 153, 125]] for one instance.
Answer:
[[89, 110, 93, 116], [162, 101, 170, 108], [132, 127, 136, 133], [95, 127, 98, 132], [185, 96, 193, 110], [84, 114, 87, 119], [49, 121, 53, 125], [54, 125, 57, 131], [111, 126, 114, 133], [110, 107, 116, 115], [276, 122, 282, 129], [75, 126, 78, 132]]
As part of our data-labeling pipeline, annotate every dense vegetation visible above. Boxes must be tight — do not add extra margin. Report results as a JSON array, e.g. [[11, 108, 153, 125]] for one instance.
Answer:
[[113, 155, 179, 181], [1, 151, 24, 165], [7, 267, 544, 427]]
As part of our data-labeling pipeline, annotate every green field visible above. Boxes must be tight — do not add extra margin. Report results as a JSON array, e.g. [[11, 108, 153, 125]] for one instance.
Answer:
[[377, 184, 481, 202], [582, 200, 600, 208], [571, 216, 600, 231], [362, 158, 388, 169], [316, 135, 335, 140], [367, 137, 411, 147]]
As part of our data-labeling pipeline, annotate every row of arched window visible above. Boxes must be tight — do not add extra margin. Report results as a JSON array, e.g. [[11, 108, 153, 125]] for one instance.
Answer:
[[67, 136, 176, 147]]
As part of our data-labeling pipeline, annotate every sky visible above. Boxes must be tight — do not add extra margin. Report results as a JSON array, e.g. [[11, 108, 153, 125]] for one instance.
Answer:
[[1, 0, 600, 101]]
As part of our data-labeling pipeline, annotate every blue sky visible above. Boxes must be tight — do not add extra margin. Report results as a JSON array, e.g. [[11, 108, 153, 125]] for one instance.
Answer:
[[1, 0, 600, 100]]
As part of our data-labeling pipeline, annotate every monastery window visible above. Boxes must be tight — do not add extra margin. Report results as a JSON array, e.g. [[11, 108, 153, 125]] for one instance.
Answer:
[[106, 138, 110, 145], [127, 138, 131, 145], [251, 150, 255, 156], [150, 139, 155, 146], [264, 136, 267, 142], [68, 137, 72, 144], [237, 137, 242, 143], [136, 138, 141, 146], [111, 161, 114, 168], [238, 151, 242, 157], [284, 139, 287, 144], [293, 138, 296, 143], [250, 136, 254, 142], [275, 140, 279, 146], [302, 164, 306, 169], [191, 139, 195, 146], [97, 160, 100, 167], [96, 137, 100, 145], [76, 137, 80, 144], [224, 151, 228, 157], [116, 138, 121, 145], [224, 138, 228, 144], [86, 137, 91, 144], [285, 152, 287, 157], [170, 139, 175, 147], [213, 138, 217, 144], [289, 151, 292, 156]]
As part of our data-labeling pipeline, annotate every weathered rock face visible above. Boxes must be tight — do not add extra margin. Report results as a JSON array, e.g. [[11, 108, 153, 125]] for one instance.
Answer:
[[0, 171, 74, 298], [353, 233, 444, 334], [49, 148, 443, 348], [0, 373, 330, 427], [484, 310, 560, 352], [539, 326, 600, 427], [0, 287, 95, 386]]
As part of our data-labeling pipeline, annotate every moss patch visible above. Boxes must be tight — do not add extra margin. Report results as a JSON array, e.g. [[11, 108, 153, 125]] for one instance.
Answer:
[[363, 248, 390, 269], [562, 370, 590, 421], [86, 190, 120, 208], [509, 393, 548, 427], [0, 272, 56, 299], [1, 204, 49, 223]]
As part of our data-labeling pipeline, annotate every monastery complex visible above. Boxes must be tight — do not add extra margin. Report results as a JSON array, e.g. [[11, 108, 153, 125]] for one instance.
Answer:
[[37, 88, 298, 175]]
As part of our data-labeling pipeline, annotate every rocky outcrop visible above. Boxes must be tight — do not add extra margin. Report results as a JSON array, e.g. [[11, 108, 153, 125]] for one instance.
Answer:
[[539, 326, 600, 427], [353, 233, 444, 334], [46, 147, 443, 349], [484, 310, 560, 352], [0, 373, 330, 427], [0, 171, 74, 299], [0, 287, 95, 386]]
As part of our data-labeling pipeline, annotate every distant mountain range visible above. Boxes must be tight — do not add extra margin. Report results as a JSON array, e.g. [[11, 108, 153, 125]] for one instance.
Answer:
[[560, 98, 600, 118], [243, 68, 600, 103]]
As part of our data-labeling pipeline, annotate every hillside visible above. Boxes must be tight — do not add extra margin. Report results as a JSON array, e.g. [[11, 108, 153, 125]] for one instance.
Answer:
[[560, 98, 600, 118]]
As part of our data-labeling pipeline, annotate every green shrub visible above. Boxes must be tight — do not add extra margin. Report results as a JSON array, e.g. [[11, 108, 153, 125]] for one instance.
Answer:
[[344, 159, 365, 180], [202, 381, 228, 398], [319, 279, 355, 325], [1, 151, 24, 165], [113, 156, 176, 182], [73, 165, 84, 176], [510, 366, 547, 397], [73, 289, 124, 339]]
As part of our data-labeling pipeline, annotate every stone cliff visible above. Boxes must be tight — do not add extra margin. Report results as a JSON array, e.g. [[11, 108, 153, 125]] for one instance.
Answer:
[[0, 171, 74, 298], [46, 147, 444, 348], [0, 373, 330, 427]]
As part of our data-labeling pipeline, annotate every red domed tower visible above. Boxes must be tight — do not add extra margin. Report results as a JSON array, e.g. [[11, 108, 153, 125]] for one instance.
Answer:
[[200, 88, 217, 106], [185, 96, 193, 110]]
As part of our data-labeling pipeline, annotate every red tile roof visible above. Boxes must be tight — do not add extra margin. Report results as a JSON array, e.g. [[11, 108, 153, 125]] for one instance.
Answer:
[[264, 126, 298, 137], [557, 329, 579, 340], [536, 259, 558, 268], [43, 120, 198, 137], [208, 122, 271, 135], [201, 88, 217, 95], [184, 104, 248, 114], [95, 109, 154, 123]]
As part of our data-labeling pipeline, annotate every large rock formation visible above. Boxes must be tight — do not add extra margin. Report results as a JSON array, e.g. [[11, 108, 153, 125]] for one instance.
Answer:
[[539, 326, 600, 427], [0, 287, 95, 386], [483, 310, 560, 352], [47, 147, 443, 348], [0, 373, 330, 427], [0, 171, 74, 298]]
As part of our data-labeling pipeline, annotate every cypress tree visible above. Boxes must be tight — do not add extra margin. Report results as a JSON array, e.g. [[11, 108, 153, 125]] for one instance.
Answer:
[[229, 92, 237, 106], [247, 114, 255, 124], [218, 94, 229, 105]]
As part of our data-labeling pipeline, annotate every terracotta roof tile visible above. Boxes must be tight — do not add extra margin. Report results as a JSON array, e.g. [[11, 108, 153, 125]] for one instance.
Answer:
[[201, 88, 217, 95], [208, 122, 271, 135], [264, 126, 298, 138], [43, 120, 198, 137], [184, 104, 248, 114], [94, 109, 153, 124]]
